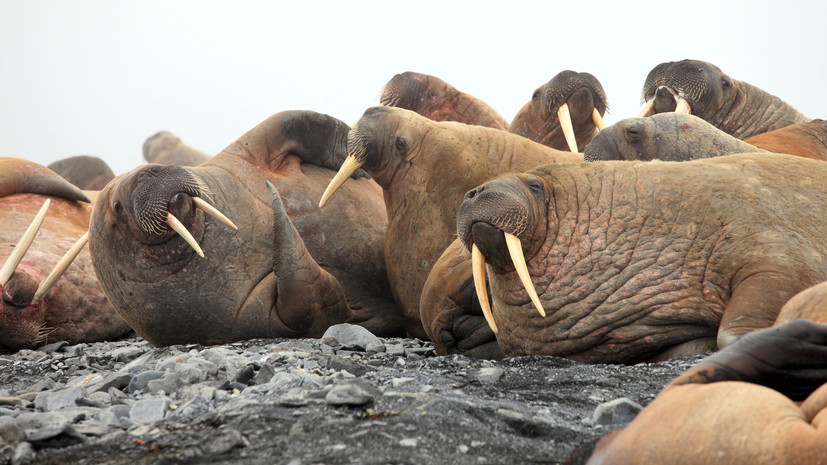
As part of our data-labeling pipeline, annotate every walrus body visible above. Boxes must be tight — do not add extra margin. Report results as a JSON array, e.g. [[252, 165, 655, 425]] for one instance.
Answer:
[[744, 119, 827, 161], [0, 158, 130, 351], [457, 154, 827, 362], [142, 131, 212, 166], [47, 155, 116, 190], [90, 111, 403, 347], [379, 71, 509, 129]]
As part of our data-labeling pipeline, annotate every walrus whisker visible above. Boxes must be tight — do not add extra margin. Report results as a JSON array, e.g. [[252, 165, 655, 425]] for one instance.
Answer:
[[319, 155, 363, 208], [192, 197, 238, 230], [0, 199, 50, 287], [557, 103, 579, 153], [675, 97, 692, 114], [637, 100, 654, 118], [35, 323, 56, 345], [504, 233, 545, 318], [30, 232, 89, 305], [472, 244, 497, 334], [592, 108, 606, 131], [166, 212, 205, 258]]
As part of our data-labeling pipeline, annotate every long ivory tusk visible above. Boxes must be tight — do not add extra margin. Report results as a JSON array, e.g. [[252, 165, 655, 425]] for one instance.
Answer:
[[31, 232, 89, 305], [192, 197, 237, 230], [557, 103, 579, 153], [504, 233, 546, 317], [637, 100, 654, 118], [0, 199, 50, 286], [319, 155, 364, 208], [166, 212, 205, 258], [471, 244, 497, 334], [675, 97, 692, 114], [592, 108, 606, 130]]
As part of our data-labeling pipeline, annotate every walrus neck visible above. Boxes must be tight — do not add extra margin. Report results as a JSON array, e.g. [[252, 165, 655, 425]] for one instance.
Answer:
[[712, 79, 809, 139]]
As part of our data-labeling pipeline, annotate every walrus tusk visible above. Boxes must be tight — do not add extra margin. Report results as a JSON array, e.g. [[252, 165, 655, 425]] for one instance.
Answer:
[[557, 103, 579, 153], [592, 108, 606, 130], [471, 244, 498, 334], [637, 100, 654, 118], [166, 212, 205, 258], [504, 233, 546, 317], [30, 232, 89, 305], [0, 199, 50, 287], [319, 155, 363, 208], [675, 97, 692, 114], [192, 197, 237, 230]]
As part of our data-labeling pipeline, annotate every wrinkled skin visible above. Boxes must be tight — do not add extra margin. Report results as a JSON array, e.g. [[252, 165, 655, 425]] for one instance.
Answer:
[[379, 71, 509, 130], [48, 155, 116, 190], [90, 111, 403, 347], [744, 119, 827, 161], [641, 59, 809, 138], [457, 154, 827, 362], [580, 320, 827, 464], [510, 71, 608, 151], [341, 106, 581, 351], [0, 158, 130, 351], [584, 113, 764, 161], [143, 130, 212, 166]]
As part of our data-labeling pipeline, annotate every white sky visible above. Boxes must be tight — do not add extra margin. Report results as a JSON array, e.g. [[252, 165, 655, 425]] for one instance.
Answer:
[[2, 1, 825, 176]]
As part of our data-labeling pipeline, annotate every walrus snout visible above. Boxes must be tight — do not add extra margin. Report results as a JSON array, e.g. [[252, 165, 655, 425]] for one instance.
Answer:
[[1, 272, 48, 350]]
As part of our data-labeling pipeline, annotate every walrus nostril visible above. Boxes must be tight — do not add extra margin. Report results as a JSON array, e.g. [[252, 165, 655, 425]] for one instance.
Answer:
[[465, 186, 484, 201], [168, 192, 192, 218]]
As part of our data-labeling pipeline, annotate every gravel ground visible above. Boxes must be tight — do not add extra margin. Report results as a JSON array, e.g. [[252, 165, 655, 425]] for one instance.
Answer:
[[0, 324, 702, 465]]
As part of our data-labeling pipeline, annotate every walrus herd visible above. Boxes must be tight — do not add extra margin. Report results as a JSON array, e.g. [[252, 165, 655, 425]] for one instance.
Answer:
[[5, 58, 827, 463]]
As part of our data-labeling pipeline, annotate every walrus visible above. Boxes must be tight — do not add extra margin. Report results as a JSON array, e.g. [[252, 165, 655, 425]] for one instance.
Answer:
[[89, 110, 404, 347], [638, 59, 809, 139], [318, 106, 581, 349], [47, 155, 116, 190], [142, 130, 212, 166], [456, 153, 827, 362], [509, 70, 608, 153], [744, 119, 827, 161], [577, 319, 827, 464], [379, 71, 509, 130], [1, 158, 131, 351]]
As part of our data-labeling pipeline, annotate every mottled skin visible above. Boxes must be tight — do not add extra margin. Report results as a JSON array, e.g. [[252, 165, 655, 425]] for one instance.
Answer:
[[0, 158, 130, 351], [143, 131, 212, 166], [345, 106, 581, 350], [48, 155, 116, 190], [744, 119, 827, 161], [510, 71, 608, 151], [584, 113, 764, 161], [379, 71, 509, 130], [581, 320, 827, 465], [642, 59, 809, 138], [457, 154, 827, 362], [90, 111, 403, 347]]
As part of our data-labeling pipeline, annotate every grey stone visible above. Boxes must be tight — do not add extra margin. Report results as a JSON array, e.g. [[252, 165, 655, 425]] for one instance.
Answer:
[[39, 341, 69, 353], [129, 398, 170, 424], [253, 363, 276, 385], [278, 388, 309, 407], [325, 381, 379, 406], [98, 405, 131, 429], [321, 324, 380, 351], [200, 347, 250, 380], [87, 372, 132, 393], [111, 346, 145, 363], [365, 341, 386, 353], [475, 367, 505, 384], [592, 397, 643, 426], [12, 441, 35, 465], [121, 352, 157, 374], [128, 370, 165, 393], [34, 386, 86, 411]]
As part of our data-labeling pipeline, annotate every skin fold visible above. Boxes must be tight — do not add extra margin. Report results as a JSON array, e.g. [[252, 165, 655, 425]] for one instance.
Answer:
[[457, 154, 827, 362]]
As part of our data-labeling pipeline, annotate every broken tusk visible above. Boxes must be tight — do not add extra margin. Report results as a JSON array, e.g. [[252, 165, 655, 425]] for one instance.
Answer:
[[166, 212, 204, 258], [472, 244, 497, 334], [319, 155, 364, 208], [637, 100, 654, 118], [0, 199, 50, 286], [504, 233, 546, 317], [675, 97, 692, 114], [31, 232, 89, 305], [592, 108, 606, 130], [192, 197, 237, 230], [557, 103, 579, 153]]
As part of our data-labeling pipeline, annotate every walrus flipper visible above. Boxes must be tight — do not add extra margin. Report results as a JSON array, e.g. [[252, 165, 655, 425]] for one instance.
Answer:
[[0, 157, 90, 203], [672, 319, 827, 400], [267, 181, 351, 335], [278, 111, 369, 179]]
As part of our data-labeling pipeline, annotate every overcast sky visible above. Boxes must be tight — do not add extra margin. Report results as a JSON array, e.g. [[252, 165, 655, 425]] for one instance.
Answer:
[[2, 1, 825, 176]]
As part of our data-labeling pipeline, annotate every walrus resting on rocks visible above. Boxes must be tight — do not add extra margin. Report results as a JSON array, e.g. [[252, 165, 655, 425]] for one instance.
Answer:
[[47, 155, 116, 190], [456, 154, 827, 362], [90, 110, 404, 347], [638, 59, 809, 138], [318, 106, 581, 347], [142, 130, 212, 166], [379, 71, 509, 130], [510, 70, 608, 153], [577, 319, 827, 464], [1, 158, 130, 351]]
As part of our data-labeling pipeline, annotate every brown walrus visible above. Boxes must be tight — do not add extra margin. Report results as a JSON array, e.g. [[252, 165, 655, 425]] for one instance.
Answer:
[[1, 158, 131, 351], [89, 110, 404, 347], [456, 153, 827, 362], [47, 155, 116, 190], [509, 70, 608, 152], [744, 119, 827, 161], [379, 71, 509, 130], [578, 319, 827, 464], [638, 59, 809, 138], [318, 106, 581, 350], [142, 130, 212, 166]]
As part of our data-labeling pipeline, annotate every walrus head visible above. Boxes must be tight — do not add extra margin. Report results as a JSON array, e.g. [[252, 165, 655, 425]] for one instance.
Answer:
[[380, 72, 433, 112], [638, 59, 729, 119]]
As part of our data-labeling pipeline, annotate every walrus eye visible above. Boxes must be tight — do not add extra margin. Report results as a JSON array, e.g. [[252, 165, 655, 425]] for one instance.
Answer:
[[395, 136, 408, 156], [527, 179, 545, 199], [532, 89, 541, 100], [113, 201, 124, 216], [427, 89, 439, 100], [625, 127, 641, 144], [721, 78, 731, 88]]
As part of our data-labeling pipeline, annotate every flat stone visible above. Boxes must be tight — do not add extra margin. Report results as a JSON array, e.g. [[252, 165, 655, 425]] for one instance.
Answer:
[[87, 372, 133, 393], [34, 386, 86, 411], [111, 346, 145, 363], [128, 370, 165, 393], [475, 367, 505, 384], [325, 381, 379, 406], [592, 397, 643, 426], [321, 324, 380, 351], [129, 398, 170, 424]]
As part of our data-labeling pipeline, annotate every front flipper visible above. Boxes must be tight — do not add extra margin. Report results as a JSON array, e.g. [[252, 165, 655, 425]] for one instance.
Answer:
[[0, 157, 90, 202], [267, 181, 352, 336]]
